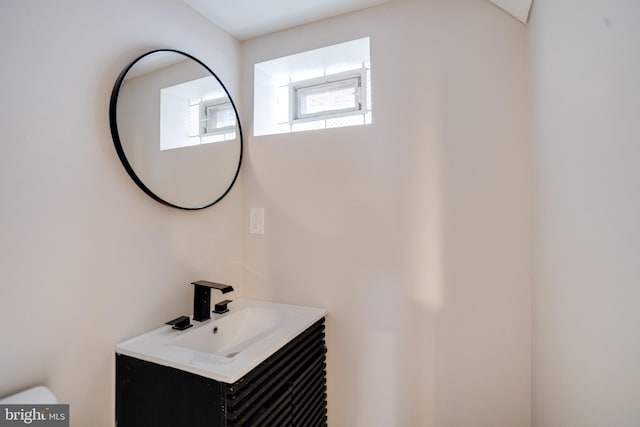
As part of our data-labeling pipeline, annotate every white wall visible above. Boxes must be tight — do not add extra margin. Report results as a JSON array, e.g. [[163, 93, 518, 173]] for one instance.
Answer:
[[529, 1, 640, 426], [0, 1, 534, 425], [241, 0, 531, 425], [0, 1, 242, 425]]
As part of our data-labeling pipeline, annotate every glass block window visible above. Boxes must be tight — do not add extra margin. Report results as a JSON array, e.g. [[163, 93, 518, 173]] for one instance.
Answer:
[[286, 66, 371, 130], [203, 101, 236, 134], [187, 97, 236, 144], [254, 37, 371, 136], [293, 74, 361, 120]]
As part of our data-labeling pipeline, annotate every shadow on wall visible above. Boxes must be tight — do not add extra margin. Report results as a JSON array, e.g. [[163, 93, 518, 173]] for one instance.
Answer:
[[239, 118, 445, 426]]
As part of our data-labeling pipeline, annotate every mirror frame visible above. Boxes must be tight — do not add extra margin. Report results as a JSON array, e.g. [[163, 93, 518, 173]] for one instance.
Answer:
[[109, 49, 243, 210]]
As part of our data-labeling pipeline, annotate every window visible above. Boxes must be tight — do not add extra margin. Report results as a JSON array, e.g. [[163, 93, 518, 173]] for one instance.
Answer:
[[187, 97, 236, 145], [160, 76, 236, 151], [203, 101, 236, 134], [290, 68, 367, 123], [254, 37, 371, 137]]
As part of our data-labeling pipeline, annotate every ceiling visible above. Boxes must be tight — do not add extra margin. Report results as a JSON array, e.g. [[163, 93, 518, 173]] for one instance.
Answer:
[[183, 0, 394, 40], [183, 0, 532, 41]]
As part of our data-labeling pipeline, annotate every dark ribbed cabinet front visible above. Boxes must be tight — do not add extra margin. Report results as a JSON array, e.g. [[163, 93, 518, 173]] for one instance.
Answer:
[[116, 318, 327, 427]]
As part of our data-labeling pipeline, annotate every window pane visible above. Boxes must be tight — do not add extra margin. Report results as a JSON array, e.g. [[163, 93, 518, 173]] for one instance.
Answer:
[[326, 114, 364, 129], [291, 120, 325, 132], [205, 104, 235, 133], [298, 79, 358, 116]]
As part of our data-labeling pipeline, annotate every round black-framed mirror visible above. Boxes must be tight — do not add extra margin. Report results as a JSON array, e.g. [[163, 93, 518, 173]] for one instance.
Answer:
[[109, 49, 243, 210]]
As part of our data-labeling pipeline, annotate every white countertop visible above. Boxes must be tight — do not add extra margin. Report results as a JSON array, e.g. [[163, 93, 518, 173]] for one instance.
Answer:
[[115, 298, 327, 383]]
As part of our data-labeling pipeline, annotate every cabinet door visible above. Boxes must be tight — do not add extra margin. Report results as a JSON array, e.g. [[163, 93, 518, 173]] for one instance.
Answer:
[[116, 354, 226, 427], [223, 318, 327, 426]]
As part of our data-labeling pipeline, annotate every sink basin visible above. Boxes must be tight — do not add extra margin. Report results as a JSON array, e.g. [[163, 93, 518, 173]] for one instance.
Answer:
[[170, 305, 295, 357], [115, 298, 327, 383]]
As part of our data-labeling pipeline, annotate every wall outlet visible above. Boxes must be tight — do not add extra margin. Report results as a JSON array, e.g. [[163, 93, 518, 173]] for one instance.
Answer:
[[250, 208, 265, 234]]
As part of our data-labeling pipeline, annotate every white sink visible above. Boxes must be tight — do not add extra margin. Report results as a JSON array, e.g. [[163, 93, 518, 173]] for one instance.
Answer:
[[115, 298, 327, 383]]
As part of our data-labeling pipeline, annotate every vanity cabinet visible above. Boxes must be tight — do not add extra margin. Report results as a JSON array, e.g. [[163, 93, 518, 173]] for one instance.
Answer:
[[116, 318, 327, 426]]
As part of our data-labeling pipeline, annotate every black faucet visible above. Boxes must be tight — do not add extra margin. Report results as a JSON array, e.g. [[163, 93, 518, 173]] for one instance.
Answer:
[[190, 280, 234, 321]]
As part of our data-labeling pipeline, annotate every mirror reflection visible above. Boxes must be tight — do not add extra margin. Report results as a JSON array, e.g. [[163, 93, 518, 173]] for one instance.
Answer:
[[110, 49, 242, 210]]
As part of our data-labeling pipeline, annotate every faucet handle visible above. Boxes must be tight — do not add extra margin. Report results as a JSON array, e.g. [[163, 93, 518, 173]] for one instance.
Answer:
[[165, 315, 192, 330], [214, 300, 232, 314]]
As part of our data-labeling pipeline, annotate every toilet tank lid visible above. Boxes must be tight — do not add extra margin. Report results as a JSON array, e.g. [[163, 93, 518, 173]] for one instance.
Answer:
[[0, 386, 58, 404]]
